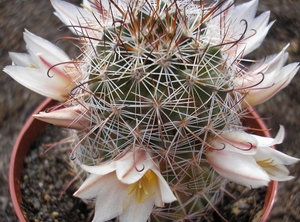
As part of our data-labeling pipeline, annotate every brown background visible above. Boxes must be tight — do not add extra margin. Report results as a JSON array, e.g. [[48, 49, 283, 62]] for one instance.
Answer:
[[0, 0, 299, 221]]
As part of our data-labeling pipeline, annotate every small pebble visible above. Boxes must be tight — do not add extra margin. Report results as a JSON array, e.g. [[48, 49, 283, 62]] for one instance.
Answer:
[[38, 181, 43, 188], [0, 196, 8, 211], [44, 194, 51, 202], [33, 199, 40, 210], [52, 211, 59, 218], [55, 180, 63, 189], [23, 174, 28, 181], [31, 152, 38, 160]]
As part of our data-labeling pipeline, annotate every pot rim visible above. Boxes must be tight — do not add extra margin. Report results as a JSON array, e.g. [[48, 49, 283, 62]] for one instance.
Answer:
[[9, 99, 278, 221], [9, 98, 57, 222]]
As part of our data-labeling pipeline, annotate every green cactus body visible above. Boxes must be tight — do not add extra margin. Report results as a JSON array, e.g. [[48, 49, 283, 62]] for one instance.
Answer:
[[79, 0, 240, 220]]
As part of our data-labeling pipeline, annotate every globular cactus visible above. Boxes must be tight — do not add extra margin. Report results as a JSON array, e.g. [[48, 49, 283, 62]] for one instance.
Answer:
[[73, 1, 245, 220], [5, 0, 299, 221]]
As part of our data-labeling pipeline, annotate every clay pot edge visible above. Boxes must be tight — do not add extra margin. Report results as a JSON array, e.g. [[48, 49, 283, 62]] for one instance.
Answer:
[[9, 98, 57, 222]]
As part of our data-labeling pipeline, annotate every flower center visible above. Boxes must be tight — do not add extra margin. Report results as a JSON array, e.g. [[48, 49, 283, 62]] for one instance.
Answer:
[[128, 169, 158, 203], [256, 158, 277, 168]]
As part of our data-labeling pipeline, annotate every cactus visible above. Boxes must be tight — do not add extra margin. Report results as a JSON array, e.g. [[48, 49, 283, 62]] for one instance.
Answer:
[[74, 1, 236, 220], [4, 0, 299, 221]]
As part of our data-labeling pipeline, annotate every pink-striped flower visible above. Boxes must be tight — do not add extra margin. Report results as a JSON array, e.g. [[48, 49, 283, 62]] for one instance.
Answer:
[[74, 147, 176, 222], [51, 0, 128, 40], [206, 126, 299, 188], [33, 105, 89, 130], [235, 45, 299, 106], [206, 0, 273, 57], [3, 30, 81, 101]]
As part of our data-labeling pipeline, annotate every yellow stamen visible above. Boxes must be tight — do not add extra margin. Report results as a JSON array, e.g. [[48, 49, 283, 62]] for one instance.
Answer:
[[128, 170, 158, 203], [257, 158, 277, 168], [28, 64, 36, 68], [80, 4, 93, 14]]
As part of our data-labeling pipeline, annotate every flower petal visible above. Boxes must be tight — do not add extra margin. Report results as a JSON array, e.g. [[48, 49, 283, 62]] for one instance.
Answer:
[[24, 29, 70, 62], [120, 195, 154, 222], [209, 131, 258, 155], [238, 45, 299, 106], [206, 149, 270, 188], [4, 31, 80, 101], [33, 105, 89, 130], [115, 149, 156, 184], [74, 172, 127, 221], [152, 168, 177, 206], [244, 63, 299, 106], [206, 0, 272, 57], [263, 164, 294, 181], [8, 52, 34, 67], [252, 125, 285, 147], [240, 12, 273, 56], [254, 146, 299, 166], [51, 0, 96, 35], [74, 173, 104, 199], [80, 161, 117, 176], [3, 66, 70, 101]]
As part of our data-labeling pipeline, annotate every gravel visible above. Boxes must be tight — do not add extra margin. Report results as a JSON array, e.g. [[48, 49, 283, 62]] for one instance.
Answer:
[[20, 125, 93, 222]]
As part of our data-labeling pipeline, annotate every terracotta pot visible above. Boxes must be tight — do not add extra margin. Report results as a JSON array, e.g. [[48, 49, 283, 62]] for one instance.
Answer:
[[9, 99, 278, 221], [9, 98, 57, 222]]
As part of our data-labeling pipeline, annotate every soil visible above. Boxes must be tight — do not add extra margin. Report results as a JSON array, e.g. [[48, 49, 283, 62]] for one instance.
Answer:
[[212, 183, 267, 222], [20, 125, 93, 222], [1, 0, 300, 222]]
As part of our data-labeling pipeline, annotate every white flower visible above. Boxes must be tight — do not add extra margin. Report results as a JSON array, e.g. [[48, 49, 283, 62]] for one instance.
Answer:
[[205, 126, 299, 188], [3, 30, 80, 101], [206, 0, 273, 57], [51, 0, 128, 39], [33, 105, 89, 130], [51, 0, 98, 38], [235, 45, 299, 106], [74, 147, 176, 222]]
